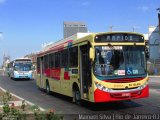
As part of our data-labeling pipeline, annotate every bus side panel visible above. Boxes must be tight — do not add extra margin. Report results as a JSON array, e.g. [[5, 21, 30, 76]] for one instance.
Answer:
[[60, 69, 68, 95], [49, 78, 61, 94], [60, 68, 76, 97], [49, 68, 61, 93], [36, 74, 41, 88]]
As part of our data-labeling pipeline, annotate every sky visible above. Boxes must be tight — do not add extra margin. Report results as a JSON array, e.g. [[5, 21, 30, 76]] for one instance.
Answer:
[[0, 0, 160, 65]]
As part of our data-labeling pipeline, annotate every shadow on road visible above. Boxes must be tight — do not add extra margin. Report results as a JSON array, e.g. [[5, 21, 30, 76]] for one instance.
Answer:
[[0, 74, 144, 112], [11, 78, 34, 81], [40, 89, 143, 112], [0, 74, 34, 82], [81, 101, 143, 111]]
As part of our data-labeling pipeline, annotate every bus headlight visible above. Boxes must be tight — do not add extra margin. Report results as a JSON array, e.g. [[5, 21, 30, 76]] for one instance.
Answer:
[[14, 71, 19, 75], [29, 71, 33, 74], [139, 81, 148, 90], [95, 82, 111, 92]]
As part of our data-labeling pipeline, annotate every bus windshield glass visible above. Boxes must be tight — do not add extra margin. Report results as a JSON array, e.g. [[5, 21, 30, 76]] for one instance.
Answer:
[[14, 62, 32, 71], [93, 46, 146, 79]]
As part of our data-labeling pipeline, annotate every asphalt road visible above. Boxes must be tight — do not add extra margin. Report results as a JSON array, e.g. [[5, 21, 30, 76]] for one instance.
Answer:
[[0, 71, 160, 116]]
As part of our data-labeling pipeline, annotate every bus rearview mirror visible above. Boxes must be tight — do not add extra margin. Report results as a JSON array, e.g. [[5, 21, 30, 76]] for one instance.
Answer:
[[89, 48, 95, 61]]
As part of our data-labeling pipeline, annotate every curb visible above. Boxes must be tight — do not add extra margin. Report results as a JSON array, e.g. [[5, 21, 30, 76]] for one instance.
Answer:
[[0, 86, 45, 111]]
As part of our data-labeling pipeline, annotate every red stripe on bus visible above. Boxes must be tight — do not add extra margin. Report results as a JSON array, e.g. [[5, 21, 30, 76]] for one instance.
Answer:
[[38, 45, 64, 56], [44, 69, 50, 77], [50, 68, 61, 80], [49, 40, 73, 50], [37, 40, 73, 56], [64, 72, 70, 80]]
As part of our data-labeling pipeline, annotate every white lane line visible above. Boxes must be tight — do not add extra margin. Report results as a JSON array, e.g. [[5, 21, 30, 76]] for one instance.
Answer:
[[0, 86, 45, 111]]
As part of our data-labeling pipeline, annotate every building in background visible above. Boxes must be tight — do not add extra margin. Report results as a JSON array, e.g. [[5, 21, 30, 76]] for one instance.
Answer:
[[63, 22, 88, 38], [148, 8, 160, 64], [148, 26, 160, 63], [146, 8, 160, 75]]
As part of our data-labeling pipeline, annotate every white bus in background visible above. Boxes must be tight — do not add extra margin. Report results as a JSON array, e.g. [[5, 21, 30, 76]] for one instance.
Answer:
[[8, 58, 34, 80]]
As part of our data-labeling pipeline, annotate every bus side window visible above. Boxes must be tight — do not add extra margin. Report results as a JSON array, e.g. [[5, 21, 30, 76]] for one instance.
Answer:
[[69, 46, 78, 67], [44, 55, 49, 69], [37, 57, 40, 71], [61, 49, 68, 68], [55, 52, 61, 68], [49, 53, 54, 68]]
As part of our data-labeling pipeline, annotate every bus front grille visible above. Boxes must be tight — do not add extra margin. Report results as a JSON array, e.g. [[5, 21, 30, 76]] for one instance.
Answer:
[[104, 78, 143, 83]]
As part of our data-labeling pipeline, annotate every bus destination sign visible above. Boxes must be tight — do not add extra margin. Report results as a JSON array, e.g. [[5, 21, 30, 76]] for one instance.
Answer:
[[95, 34, 144, 42]]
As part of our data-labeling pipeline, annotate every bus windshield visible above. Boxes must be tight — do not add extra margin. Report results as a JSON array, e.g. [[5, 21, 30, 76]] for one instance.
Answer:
[[14, 62, 32, 71], [93, 46, 146, 79]]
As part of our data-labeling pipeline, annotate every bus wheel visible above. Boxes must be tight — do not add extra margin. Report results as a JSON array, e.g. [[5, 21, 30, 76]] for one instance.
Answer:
[[46, 81, 50, 95], [73, 89, 81, 105]]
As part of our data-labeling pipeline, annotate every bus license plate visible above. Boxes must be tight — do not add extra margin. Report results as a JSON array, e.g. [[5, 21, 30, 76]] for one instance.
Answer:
[[122, 93, 131, 97]]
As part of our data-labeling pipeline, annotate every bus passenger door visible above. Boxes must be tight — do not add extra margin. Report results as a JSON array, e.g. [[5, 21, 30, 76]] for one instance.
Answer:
[[40, 57, 44, 88], [80, 44, 91, 99]]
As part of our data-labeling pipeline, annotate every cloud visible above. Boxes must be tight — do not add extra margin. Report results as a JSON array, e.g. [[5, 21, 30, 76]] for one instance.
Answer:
[[138, 6, 150, 12], [81, 1, 90, 6], [0, 0, 6, 4], [0, 32, 3, 41]]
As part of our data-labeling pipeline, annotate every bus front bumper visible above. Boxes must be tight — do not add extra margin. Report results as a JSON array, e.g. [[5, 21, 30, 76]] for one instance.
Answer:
[[14, 74, 33, 79], [94, 85, 149, 102]]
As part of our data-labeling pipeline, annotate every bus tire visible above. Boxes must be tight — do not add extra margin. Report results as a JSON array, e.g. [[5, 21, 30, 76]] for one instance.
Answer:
[[73, 88, 81, 105], [11, 77, 14, 80], [46, 81, 50, 95]]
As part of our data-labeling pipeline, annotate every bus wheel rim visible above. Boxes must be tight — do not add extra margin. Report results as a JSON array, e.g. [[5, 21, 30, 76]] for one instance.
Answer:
[[75, 91, 80, 101], [46, 84, 50, 93]]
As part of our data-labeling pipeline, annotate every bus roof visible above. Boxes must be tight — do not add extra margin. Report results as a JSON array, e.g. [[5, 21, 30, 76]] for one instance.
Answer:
[[11, 58, 32, 62], [38, 33, 92, 56], [37, 31, 144, 56], [41, 33, 92, 51]]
